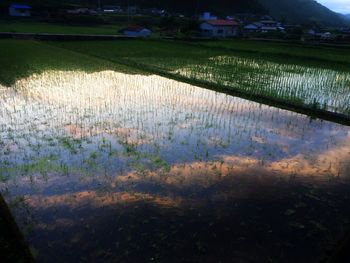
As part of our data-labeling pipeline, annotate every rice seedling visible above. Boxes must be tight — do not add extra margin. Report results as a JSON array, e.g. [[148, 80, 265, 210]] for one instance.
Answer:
[[51, 40, 350, 116], [1, 69, 348, 186]]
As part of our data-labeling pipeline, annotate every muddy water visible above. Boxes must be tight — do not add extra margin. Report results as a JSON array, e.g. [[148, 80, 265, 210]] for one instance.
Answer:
[[1, 71, 350, 262]]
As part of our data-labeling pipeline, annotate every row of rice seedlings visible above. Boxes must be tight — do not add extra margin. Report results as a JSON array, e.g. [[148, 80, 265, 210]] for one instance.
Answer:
[[128, 55, 350, 115]]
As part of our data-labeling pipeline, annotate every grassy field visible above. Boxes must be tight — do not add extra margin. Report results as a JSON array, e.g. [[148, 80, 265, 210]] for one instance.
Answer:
[[51, 39, 350, 115], [0, 20, 122, 35], [51, 39, 350, 66], [193, 39, 350, 64], [0, 39, 142, 86], [1, 20, 349, 64]]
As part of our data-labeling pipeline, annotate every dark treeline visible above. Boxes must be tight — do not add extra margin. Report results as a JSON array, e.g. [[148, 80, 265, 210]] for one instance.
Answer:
[[0, 0, 266, 16], [129, 0, 265, 15]]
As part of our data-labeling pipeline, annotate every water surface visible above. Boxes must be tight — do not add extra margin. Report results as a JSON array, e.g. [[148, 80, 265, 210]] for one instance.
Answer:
[[1, 71, 350, 262]]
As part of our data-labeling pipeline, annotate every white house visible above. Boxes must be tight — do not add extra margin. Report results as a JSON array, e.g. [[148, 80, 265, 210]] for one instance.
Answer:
[[9, 4, 31, 17], [103, 6, 123, 14], [243, 24, 260, 34], [122, 26, 152, 38], [260, 20, 284, 32], [243, 21, 284, 35], [200, 20, 240, 38]]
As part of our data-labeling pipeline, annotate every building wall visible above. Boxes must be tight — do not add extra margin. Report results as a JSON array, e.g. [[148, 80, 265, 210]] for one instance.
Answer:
[[200, 23, 238, 38], [9, 8, 31, 17]]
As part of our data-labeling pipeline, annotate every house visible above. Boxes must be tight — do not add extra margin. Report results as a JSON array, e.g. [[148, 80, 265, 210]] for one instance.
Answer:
[[199, 12, 218, 21], [103, 6, 122, 14], [243, 19, 285, 36], [122, 26, 152, 38], [260, 20, 280, 32], [243, 20, 285, 33], [142, 8, 165, 16], [66, 8, 90, 14], [320, 32, 332, 40], [243, 23, 260, 34], [9, 4, 31, 17], [200, 20, 240, 38]]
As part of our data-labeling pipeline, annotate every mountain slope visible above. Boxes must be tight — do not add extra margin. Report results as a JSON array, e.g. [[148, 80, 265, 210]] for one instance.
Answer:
[[132, 0, 348, 26], [259, 0, 347, 26], [1, 0, 347, 26]]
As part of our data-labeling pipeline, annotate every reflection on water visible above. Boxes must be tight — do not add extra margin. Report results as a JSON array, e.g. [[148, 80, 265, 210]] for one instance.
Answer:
[[1, 71, 350, 262], [131, 55, 350, 114]]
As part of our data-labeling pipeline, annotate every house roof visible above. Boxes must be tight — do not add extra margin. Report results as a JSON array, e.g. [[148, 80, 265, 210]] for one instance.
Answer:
[[244, 24, 259, 29], [253, 22, 263, 27], [205, 20, 239, 26], [10, 4, 31, 9]]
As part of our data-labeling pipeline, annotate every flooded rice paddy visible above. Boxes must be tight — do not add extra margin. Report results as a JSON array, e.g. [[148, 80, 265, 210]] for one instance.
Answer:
[[130, 55, 350, 115], [1, 70, 350, 262]]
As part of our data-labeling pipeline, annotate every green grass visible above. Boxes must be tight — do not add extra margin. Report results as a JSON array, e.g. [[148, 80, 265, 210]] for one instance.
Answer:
[[0, 39, 143, 86], [51, 39, 349, 70], [0, 20, 122, 35], [194, 39, 350, 65]]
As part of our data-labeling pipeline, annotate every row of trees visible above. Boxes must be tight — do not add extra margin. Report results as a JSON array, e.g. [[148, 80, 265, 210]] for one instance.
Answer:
[[0, 0, 267, 17]]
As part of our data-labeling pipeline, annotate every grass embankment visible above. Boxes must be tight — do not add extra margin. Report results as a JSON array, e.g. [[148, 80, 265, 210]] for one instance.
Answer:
[[0, 39, 143, 86], [51, 39, 350, 117], [0, 20, 121, 35]]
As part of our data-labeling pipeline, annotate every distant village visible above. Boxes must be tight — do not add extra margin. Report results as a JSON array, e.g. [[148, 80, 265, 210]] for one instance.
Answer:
[[5, 3, 350, 42]]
